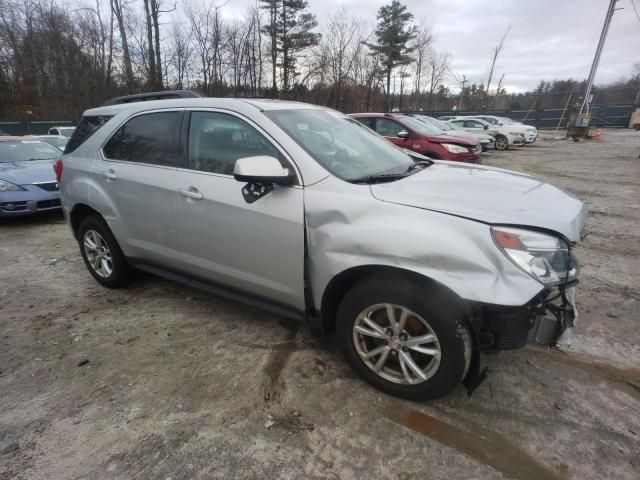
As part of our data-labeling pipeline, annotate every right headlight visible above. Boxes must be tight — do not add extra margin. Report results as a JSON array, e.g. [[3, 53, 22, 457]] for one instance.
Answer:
[[0, 179, 26, 192], [491, 227, 577, 286], [441, 143, 469, 154]]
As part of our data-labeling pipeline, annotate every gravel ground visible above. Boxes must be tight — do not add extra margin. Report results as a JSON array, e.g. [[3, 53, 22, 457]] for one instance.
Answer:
[[1, 129, 639, 480]]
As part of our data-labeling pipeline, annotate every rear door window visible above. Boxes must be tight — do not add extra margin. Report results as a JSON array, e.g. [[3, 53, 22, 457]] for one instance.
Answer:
[[374, 119, 402, 137], [65, 116, 112, 154], [103, 111, 183, 167]]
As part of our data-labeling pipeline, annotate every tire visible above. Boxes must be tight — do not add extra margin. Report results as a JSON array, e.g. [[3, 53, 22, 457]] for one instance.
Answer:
[[77, 214, 131, 288], [494, 134, 509, 151], [336, 273, 472, 401]]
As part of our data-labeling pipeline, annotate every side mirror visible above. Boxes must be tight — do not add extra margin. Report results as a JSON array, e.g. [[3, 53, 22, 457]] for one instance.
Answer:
[[397, 130, 410, 139], [233, 156, 294, 185], [484, 125, 489, 130]]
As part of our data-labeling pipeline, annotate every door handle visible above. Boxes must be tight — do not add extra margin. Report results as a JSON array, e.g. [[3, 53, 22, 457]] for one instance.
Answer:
[[178, 187, 203, 201], [101, 169, 117, 180]]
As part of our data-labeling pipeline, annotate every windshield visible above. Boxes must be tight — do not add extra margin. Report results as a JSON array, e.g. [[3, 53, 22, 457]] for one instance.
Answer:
[[266, 110, 413, 181], [418, 116, 453, 131], [480, 117, 499, 125], [0, 140, 62, 162], [498, 117, 515, 124], [397, 116, 444, 136]]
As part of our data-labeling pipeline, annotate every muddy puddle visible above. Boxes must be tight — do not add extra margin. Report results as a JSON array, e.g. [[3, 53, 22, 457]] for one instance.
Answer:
[[525, 347, 640, 401], [383, 405, 564, 480]]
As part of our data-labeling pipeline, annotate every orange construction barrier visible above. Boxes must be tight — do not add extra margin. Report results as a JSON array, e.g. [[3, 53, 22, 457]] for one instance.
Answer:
[[593, 128, 602, 141]]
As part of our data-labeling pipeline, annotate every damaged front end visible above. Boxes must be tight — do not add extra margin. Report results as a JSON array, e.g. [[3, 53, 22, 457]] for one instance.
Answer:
[[477, 226, 580, 350], [480, 282, 579, 351], [462, 227, 580, 394]]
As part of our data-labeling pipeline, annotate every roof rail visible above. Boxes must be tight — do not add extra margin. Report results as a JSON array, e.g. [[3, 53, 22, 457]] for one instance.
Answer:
[[100, 90, 203, 106]]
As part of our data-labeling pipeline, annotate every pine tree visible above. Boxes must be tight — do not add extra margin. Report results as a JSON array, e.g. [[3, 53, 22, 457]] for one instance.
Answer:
[[260, 0, 320, 96], [367, 0, 416, 111]]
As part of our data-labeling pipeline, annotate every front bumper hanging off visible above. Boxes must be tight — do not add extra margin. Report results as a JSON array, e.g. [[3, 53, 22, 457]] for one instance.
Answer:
[[462, 283, 578, 396]]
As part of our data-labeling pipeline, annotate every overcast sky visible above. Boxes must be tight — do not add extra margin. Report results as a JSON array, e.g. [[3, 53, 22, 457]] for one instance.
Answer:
[[222, 0, 640, 92]]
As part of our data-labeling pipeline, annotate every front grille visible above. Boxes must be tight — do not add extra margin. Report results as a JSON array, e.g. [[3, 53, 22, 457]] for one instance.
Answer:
[[36, 199, 61, 210], [1, 201, 27, 212], [34, 182, 59, 191]]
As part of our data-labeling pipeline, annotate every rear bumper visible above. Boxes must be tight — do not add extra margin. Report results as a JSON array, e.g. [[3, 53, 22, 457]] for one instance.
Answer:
[[0, 187, 61, 217]]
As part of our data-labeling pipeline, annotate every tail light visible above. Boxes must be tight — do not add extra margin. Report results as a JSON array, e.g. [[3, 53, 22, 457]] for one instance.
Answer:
[[54, 159, 63, 183]]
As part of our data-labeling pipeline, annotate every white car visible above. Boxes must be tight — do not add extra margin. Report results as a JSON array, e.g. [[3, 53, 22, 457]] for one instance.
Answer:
[[47, 126, 76, 138], [32, 135, 68, 152], [446, 118, 525, 150], [468, 115, 537, 144]]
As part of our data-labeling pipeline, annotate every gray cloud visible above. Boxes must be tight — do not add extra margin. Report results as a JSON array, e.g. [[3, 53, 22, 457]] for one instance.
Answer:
[[225, 0, 640, 92]]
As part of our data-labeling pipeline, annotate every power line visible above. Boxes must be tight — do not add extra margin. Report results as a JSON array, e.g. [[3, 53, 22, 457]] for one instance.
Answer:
[[631, 0, 640, 23]]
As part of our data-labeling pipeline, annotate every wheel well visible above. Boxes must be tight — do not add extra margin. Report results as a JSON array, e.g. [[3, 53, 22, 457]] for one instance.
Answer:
[[69, 204, 101, 238], [320, 266, 455, 334]]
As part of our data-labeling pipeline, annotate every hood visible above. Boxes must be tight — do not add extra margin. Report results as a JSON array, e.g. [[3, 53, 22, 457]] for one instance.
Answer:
[[0, 159, 57, 185], [425, 134, 476, 147], [370, 161, 587, 242]]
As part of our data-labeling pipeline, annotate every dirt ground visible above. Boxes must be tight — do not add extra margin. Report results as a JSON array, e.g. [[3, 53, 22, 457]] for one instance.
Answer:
[[1, 129, 639, 480]]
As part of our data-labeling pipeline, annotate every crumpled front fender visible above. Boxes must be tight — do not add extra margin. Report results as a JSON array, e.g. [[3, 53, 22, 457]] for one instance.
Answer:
[[304, 176, 543, 311]]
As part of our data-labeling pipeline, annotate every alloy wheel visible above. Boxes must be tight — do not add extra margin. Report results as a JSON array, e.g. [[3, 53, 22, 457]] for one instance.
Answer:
[[352, 303, 441, 385], [83, 229, 113, 278]]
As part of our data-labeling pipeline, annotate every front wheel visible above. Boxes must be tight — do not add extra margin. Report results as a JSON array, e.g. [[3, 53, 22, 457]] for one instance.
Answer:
[[336, 274, 472, 400], [494, 134, 509, 150]]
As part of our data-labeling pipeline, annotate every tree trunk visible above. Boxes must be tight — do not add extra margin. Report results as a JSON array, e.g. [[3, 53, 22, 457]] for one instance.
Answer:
[[111, 0, 134, 91], [143, 0, 156, 88], [385, 68, 391, 112], [151, 1, 163, 89]]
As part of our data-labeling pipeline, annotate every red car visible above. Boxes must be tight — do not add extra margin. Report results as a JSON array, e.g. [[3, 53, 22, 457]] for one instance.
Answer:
[[350, 113, 481, 163]]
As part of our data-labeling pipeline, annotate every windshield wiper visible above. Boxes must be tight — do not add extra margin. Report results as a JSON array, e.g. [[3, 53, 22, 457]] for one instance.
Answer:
[[351, 172, 409, 184]]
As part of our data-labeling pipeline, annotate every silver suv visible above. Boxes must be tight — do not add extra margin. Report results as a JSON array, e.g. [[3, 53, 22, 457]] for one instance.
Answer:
[[58, 97, 587, 400]]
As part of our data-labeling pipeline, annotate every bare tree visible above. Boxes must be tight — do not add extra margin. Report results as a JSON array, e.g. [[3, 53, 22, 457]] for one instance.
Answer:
[[426, 51, 450, 112], [321, 9, 366, 108], [110, 0, 135, 90], [484, 26, 510, 108], [411, 22, 432, 110], [167, 18, 192, 89], [183, 0, 223, 96]]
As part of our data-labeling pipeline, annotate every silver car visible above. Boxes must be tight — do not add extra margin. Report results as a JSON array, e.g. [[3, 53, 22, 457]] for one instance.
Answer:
[[58, 96, 587, 400]]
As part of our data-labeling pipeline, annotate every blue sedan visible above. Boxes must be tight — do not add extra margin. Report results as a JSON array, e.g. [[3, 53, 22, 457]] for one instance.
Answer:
[[0, 137, 62, 217]]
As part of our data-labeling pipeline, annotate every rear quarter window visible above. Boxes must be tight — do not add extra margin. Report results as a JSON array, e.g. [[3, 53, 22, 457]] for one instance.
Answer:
[[65, 115, 113, 154]]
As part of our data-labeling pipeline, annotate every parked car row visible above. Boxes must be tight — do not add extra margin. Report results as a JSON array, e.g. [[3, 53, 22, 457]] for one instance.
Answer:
[[346, 113, 538, 162], [440, 114, 538, 148]]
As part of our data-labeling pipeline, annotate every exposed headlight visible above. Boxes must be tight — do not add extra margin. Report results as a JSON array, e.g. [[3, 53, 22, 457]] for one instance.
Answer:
[[441, 143, 469, 154], [491, 227, 577, 285], [0, 179, 26, 192]]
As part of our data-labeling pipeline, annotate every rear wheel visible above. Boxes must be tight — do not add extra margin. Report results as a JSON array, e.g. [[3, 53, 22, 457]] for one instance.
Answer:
[[494, 134, 509, 150], [77, 214, 131, 288], [336, 274, 471, 400]]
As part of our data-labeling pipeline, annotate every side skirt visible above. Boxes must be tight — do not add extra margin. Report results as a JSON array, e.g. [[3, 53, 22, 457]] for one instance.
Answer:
[[131, 261, 306, 324]]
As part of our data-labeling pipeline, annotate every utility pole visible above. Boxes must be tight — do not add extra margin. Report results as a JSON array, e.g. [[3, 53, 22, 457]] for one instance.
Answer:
[[577, 0, 618, 120]]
